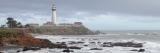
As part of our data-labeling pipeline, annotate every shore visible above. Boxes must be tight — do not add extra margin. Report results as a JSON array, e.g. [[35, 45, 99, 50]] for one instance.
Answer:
[[0, 45, 24, 51], [0, 34, 41, 52]]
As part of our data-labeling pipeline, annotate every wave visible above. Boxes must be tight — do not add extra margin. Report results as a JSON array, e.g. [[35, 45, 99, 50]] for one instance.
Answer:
[[35, 35, 160, 52], [3, 35, 160, 53]]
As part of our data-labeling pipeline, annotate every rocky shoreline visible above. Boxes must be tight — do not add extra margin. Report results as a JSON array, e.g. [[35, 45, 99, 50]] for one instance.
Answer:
[[0, 29, 145, 53], [0, 35, 146, 53]]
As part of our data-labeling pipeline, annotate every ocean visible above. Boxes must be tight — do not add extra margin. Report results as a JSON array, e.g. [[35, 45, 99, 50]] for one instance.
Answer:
[[2, 30, 160, 53]]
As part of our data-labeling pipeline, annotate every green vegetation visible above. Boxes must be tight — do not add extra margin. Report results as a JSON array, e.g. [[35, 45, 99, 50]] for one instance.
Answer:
[[0, 29, 24, 38], [1, 17, 24, 28], [28, 26, 93, 35], [0, 17, 94, 35]]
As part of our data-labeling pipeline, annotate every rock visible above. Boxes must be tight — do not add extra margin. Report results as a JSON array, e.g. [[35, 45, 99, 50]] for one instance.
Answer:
[[23, 47, 41, 51], [17, 50, 20, 52], [84, 45, 88, 46], [54, 43, 67, 48], [62, 49, 74, 52], [61, 42, 66, 45], [69, 46, 82, 49], [68, 41, 76, 44], [2, 37, 9, 45], [56, 42, 60, 43], [39, 39, 56, 48], [77, 41, 85, 44], [16, 37, 41, 45], [94, 30, 101, 35], [89, 42, 96, 44], [103, 42, 112, 44], [138, 49, 145, 52], [98, 42, 101, 43], [130, 49, 138, 51], [101, 44, 113, 47], [112, 42, 143, 47], [0, 38, 4, 47], [62, 38, 68, 39], [90, 48, 103, 50]]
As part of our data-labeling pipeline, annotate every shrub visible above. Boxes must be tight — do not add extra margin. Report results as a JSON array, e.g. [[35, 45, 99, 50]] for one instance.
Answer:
[[0, 34, 3, 38]]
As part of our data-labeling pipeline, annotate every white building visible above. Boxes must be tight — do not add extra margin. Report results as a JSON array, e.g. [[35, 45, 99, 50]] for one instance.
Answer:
[[52, 4, 56, 24], [27, 23, 39, 28], [57, 23, 73, 27], [42, 21, 56, 26], [42, 4, 57, 26], [74, 22, 84, 27]]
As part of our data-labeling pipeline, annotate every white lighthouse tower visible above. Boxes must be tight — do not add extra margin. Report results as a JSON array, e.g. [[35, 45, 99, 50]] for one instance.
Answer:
[[52, 4, 56, 24]]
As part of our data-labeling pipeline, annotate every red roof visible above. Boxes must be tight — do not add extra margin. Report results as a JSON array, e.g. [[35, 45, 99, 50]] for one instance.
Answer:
[[74, 22, 82, 25]]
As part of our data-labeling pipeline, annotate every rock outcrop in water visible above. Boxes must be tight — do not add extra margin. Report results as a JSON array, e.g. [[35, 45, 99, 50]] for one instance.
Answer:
[[94, 30, 106, 35], [101, 42, 143, 47]]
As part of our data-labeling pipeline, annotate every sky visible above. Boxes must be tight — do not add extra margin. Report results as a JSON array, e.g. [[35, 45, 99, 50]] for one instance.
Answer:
[[0, 0, 160, 30]]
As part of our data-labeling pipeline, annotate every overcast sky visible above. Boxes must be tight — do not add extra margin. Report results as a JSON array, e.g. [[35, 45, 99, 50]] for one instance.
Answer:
[[0, 0, 160, 30]]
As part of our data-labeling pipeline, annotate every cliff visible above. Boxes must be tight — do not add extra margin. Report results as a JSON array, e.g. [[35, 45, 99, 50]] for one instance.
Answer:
[[0, 29, 40, 46], [0, 29, 68, 51], [28, 26, 94, 35]]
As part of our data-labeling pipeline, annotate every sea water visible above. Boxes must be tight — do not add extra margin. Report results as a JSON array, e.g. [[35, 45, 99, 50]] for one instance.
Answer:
[[3, 30, 160, 53]]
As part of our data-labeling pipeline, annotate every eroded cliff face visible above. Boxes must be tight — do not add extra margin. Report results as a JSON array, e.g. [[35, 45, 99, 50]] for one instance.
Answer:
[[0, 29, 68, 51], [0, 29, 41, 46]]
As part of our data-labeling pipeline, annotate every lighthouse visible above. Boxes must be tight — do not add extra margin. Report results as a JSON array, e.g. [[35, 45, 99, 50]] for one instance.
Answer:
[[52, 4, 56, 24]]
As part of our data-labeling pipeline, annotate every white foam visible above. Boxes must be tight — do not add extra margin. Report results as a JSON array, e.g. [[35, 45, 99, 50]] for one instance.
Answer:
[[3, 35, 160, 53]]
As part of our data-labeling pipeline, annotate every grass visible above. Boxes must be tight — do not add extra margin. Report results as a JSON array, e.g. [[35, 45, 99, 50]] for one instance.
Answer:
[[0, 29, 24, 38]]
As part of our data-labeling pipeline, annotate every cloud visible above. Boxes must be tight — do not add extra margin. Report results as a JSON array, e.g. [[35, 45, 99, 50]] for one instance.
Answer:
[[0, 0, 160, 16], [0, 0, 160, 24]]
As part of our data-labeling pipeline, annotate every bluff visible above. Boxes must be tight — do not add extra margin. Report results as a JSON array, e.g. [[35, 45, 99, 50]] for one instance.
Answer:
[[0, 29, 40, 46], [0, 29, 67, 50], [28, 26, 94, 35]]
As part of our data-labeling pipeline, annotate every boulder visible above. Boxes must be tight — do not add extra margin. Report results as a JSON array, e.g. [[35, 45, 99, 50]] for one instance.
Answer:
[[68, 41, 76, 44], [130, 49, 138, 51], [84, 45, 88, 46], [101, 44, 113, 47], [77, 41, 85, 44], [112, 42, 143, 47], [62, 49, 74, 52], [90, 48, 103, 50], [103, 42, 112, 44], [23, 47, 41, 51], [89, 42, 96, 44], [2, 37, 9, 45], [55, 44, 67, 48], [94, 30, 101, 35], [138, 49, 145, 52], [98, 42, 101, 43], [56, 42, 60, 43], [61, 42, 66, 45], [69, 46, 82, 49], [17, 50, 20, 52]]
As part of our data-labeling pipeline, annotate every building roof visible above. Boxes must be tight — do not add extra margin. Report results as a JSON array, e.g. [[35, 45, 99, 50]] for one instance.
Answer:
[[58, 23, 73, 25], [43, 21, 55, 25], [74, 22, 82, 25], [27, 23, 39, 25]]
